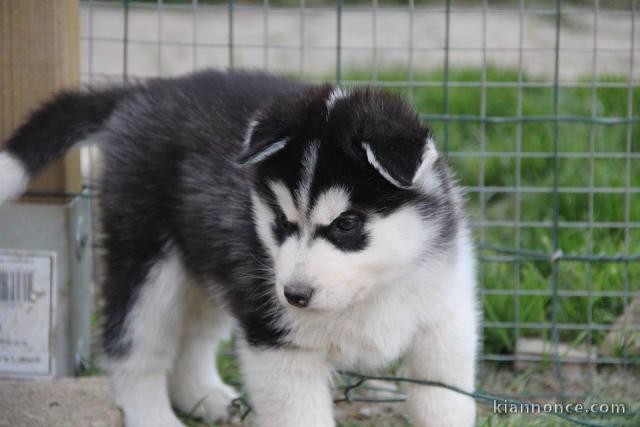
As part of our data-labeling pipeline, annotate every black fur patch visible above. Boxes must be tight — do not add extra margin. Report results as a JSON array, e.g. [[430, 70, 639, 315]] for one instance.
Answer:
[[6, 69, 462, 354], [95, 70, 307, 353], [246, 86, 457, 234], [273, 211, 300, 244], [7, 87, 132, 175]]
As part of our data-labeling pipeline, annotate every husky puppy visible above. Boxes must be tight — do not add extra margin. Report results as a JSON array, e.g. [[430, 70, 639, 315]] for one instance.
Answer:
[[0, 70, 477, 427]]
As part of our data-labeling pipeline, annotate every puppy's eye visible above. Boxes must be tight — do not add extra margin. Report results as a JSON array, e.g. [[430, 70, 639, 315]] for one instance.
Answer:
[[332, 213, 363, 234], [318, 212, 367, 251]]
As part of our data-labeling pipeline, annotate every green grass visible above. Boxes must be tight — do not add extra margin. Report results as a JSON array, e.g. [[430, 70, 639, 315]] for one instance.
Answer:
[[331, 66, 640, 357]]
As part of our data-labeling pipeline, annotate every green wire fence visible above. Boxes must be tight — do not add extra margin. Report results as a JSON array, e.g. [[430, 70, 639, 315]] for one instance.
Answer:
[[75, 0, 640, 423]]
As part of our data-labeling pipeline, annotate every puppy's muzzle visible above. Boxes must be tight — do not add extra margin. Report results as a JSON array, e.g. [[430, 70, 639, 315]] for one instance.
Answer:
[[284, 283, 314, 308]]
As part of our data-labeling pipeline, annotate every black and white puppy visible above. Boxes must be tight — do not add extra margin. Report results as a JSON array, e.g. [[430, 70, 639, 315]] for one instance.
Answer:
[[0, 70, 478, 427]]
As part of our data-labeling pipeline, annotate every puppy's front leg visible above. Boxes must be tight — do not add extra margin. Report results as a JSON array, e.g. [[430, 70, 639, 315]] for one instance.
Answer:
[[238, 341, 335, 427], [406, 308, 478, 427]]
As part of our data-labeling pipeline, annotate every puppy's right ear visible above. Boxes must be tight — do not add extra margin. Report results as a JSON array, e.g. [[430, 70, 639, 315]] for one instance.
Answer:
[[236, 118, 289, 166]]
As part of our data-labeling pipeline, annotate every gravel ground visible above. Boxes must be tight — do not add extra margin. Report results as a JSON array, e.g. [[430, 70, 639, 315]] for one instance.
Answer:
[[0, 377, 121, 427], [5, 366, 632, 427]]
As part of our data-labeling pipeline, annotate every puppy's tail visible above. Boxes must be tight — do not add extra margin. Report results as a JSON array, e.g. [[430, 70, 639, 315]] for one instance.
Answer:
[[0, 87, 129, 203]]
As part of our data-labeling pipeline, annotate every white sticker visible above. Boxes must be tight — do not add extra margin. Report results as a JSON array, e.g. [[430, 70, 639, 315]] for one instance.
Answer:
[[0, 250, 55, 377]]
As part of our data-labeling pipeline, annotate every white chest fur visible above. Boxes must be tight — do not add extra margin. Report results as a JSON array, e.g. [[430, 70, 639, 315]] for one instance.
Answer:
[[285, 233, 476, 373]]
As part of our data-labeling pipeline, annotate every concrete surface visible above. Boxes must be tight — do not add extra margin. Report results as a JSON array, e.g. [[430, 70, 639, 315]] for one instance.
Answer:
[[0, 377, 122, 427]]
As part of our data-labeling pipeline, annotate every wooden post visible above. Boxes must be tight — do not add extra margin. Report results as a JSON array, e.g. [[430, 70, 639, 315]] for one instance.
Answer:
[[0, 0, 81, 199]]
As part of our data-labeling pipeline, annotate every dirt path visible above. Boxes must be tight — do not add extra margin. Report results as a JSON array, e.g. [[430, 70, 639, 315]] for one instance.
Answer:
[[0, 377, 121, 427]]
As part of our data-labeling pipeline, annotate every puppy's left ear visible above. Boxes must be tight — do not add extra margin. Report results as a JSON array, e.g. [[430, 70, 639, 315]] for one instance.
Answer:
[[362, 132, 439, 191], [236, 117, 289, 166]]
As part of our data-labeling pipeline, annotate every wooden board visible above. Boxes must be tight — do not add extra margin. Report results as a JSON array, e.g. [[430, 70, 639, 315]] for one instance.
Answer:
[[0, 0, 81, 200]]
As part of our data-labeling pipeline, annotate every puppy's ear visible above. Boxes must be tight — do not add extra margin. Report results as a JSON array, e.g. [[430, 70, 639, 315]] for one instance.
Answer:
[[236, 118, 289, 166], [362, 122, 439, 190]]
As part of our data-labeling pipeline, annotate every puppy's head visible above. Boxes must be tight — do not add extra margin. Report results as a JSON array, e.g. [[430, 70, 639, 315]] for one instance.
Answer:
[[238, 86, 458, 312]]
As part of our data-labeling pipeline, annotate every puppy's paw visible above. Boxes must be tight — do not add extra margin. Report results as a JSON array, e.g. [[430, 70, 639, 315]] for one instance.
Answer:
[[123, 409, 186, 427], [174, 383, 239, 422], [407, 388, 476, 427], [160, 417, 187, 427]]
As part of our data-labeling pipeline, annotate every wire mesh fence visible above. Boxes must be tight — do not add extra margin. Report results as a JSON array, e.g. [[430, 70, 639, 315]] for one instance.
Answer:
[[77, 0, 640, 409]]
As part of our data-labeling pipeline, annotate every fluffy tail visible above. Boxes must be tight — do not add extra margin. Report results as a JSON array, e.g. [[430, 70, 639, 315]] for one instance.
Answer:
[[0, 87, 128, 203]]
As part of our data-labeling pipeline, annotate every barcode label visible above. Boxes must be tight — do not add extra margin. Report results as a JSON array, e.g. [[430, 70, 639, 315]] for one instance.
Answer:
[[0, 250, 55, 377], [0, 270, 34, 303]]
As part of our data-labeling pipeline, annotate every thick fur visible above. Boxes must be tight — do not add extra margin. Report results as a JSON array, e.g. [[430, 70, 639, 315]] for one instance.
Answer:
[[0, 152, 29, 203], [0, 69, 478, 427]]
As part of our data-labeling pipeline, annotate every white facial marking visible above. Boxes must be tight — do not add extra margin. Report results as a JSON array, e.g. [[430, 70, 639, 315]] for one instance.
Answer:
[[326, 87, 348, 112], [274, 233, 310, 307], [296, 142, 320, 216], [362, 142, 408, 189], [252, 191, 278, 255], [309, 186, 351, 226], [289, 206, 431, 312], [242, 138, 288, 165], [270, 181, 298, 222], [251, 141, 444, 317]]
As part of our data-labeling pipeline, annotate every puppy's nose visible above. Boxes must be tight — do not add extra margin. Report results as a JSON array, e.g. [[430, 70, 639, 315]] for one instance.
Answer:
[[284, 283, 314, 308]]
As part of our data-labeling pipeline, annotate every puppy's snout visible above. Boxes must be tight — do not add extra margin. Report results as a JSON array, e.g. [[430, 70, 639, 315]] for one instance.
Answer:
[[284, 283, 314, 308]]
